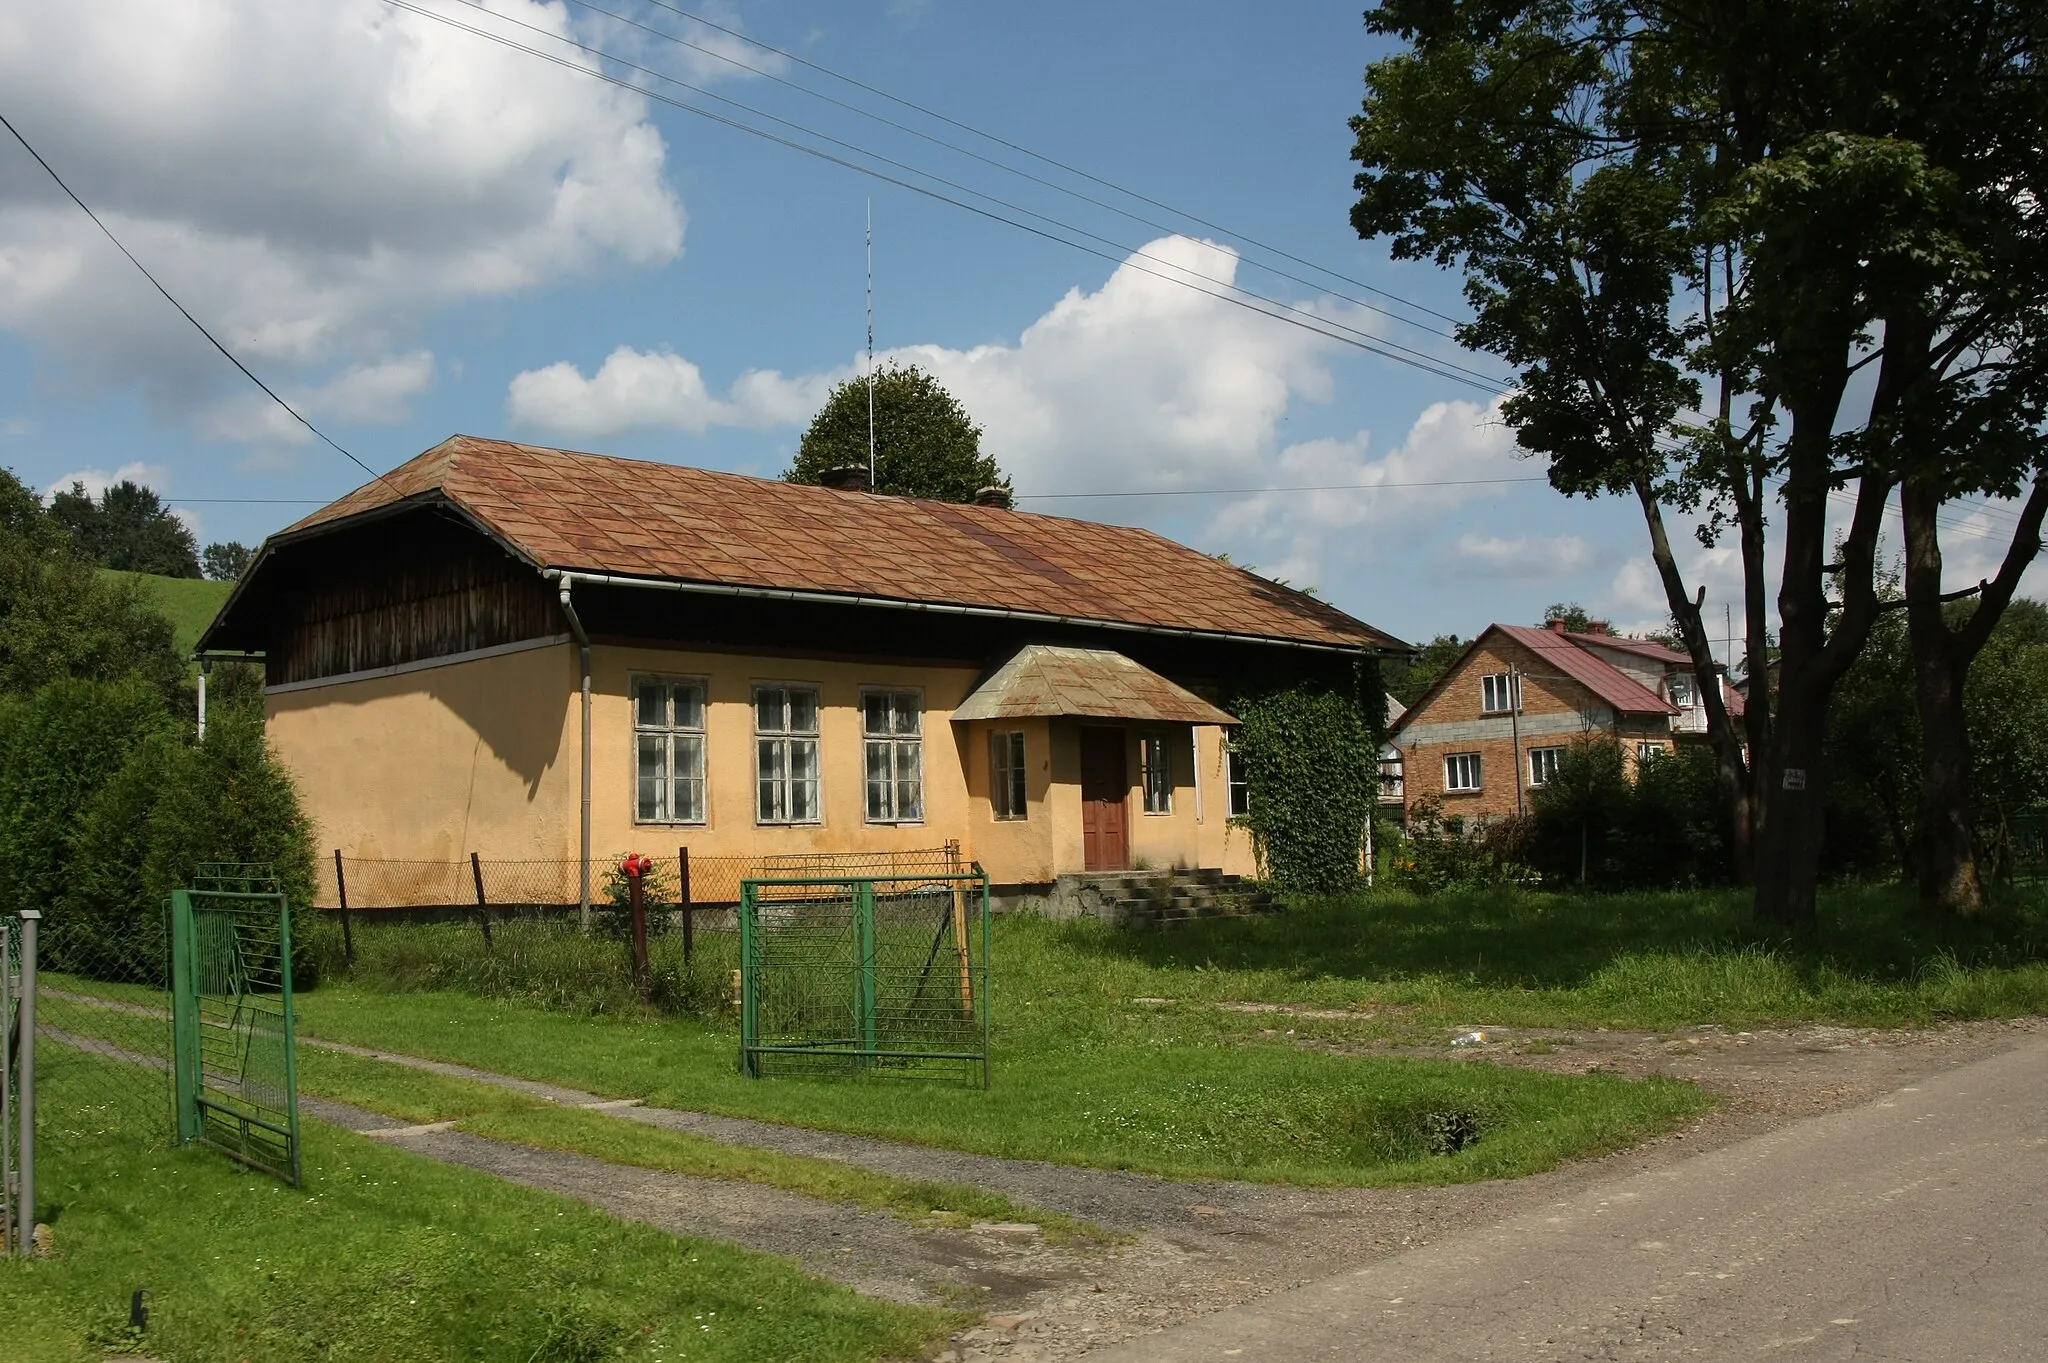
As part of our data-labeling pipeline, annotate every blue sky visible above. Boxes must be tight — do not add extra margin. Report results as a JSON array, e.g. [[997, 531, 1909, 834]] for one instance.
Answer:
[[0, 1, 1867, 654]]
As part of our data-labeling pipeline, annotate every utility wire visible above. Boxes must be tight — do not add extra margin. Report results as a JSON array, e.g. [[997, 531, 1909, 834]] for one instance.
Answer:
[[626, 0, 1470, 330], [0, 110, 394, 492], [382, 0, 1510, 393], [558, 0, 1475, 346], [1016, 475, 1548, 499]]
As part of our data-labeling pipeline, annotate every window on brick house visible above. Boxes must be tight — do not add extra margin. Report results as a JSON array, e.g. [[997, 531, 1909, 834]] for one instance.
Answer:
[[1528, 745, 1564, 787], [990, 730, 1027, 820], [1481, 672, 1521, 713], [1445, 751, 1483, 792], [1637, 741, 1664, 765]]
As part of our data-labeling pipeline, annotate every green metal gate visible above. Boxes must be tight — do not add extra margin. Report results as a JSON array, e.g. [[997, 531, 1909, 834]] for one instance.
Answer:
[[171, 866, 301, 1185], [740, 865, 990, 1085]]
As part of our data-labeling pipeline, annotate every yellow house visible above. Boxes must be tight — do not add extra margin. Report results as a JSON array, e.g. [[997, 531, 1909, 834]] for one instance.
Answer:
[[198, 436, 1402, 909]]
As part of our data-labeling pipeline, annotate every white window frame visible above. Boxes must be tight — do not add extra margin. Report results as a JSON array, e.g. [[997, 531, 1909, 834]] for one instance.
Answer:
[[1481, 672, 1522, 714], [1636, 741, 1665, 765], [1666, 671, 1696, 708], [754, 684, 822, 825], [1140, 732, 1174, 815], [1224, 727, 1251, 818], [1445, 751, 1483, 792], [1528, 745, 1564, 788], [632, 675, 708, 824], [862, 688, 925, 824], [990, 729, 1028, 820]]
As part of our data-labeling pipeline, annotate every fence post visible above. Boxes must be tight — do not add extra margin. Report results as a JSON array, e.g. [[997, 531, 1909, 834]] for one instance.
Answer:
[[333, 849, 354, 966], [738, 883, 757, 1076], [15, 910, 35, 1256], [627, 858, 650, 1005], [470, 852, 493, 948], [678, 846, 693, 966], [169, 890, 202, 1146], [2, 917, 13, 1255]]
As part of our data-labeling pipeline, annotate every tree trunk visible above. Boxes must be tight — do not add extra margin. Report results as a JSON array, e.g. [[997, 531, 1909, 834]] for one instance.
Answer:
[[1899, 473, 2048, 915], [1751, 682, 1828, 926]]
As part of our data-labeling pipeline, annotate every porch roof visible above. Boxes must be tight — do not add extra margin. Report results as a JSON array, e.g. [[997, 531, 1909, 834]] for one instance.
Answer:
[[951, 645, 1236, 726]]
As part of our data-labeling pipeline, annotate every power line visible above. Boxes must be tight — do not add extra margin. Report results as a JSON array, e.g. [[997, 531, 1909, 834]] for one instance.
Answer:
[[0, 110, 393, 493], [1016, 475, 1549, 500], [383, 0, 1512, 394], [557, 0, 1475, 344]]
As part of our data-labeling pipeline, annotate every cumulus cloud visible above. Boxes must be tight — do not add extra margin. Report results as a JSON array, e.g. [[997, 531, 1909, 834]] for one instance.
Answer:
[[1453, 532, 1594, 577], [197, 351, 438, 443], [44, 460, 171, 501], [507, 347, 834, 438], [0, 0, 688, 425]]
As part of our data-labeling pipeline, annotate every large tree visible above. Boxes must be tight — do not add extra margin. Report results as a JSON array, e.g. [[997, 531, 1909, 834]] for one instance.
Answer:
[[1351, 0, 2048, 924], [786, 363, 1009, 503], [50, 478, 202, 577]]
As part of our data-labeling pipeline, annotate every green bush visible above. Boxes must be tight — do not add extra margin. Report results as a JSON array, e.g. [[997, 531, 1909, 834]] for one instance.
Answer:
[[1525, 738, 1732, 890], [1388, 796, 1534, 892], [0, 677, 173, 931]]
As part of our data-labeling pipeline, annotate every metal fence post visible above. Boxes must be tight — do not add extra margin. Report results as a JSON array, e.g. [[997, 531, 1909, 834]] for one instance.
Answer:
[[738, 883, 757, 1076], [470, 852, 493, 948], [678, 846, 693, 966], [2, 917, 13, 1255], [333, 849, 354, 966], [15, 910, 36, 1256], [169, 890, 202, 1145], [277, 889, 303, 1188]]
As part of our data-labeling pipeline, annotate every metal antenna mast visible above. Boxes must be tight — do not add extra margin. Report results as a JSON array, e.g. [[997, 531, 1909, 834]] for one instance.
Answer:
[[865, 198, 876, 486]]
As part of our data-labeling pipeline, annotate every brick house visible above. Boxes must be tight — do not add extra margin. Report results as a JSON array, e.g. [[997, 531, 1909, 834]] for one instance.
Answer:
[[1389, 621, 1740, 822]]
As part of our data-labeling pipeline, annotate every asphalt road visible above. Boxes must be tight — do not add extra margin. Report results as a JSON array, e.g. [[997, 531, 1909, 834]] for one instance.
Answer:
[[1085, 1032, 2048, 1362]]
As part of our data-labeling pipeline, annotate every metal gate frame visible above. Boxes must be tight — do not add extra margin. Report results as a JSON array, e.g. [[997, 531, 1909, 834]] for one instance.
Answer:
[[171, 866, 301, 1185], [739, 867, 990, 1086]]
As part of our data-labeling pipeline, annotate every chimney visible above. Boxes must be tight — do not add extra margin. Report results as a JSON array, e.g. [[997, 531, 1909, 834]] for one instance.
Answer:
[[1585, 620, 1611, 636], [817, 464, 872, 493], [1546, 618, 1569, 634], [973, 486, 1013, 510]]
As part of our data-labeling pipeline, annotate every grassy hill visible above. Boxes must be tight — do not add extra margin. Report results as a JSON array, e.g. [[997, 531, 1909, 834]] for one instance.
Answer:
[[106, 570, 235, 659]]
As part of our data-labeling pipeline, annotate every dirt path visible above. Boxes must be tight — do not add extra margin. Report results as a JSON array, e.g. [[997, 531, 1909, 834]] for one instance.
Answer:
[[299, 1017, 2048, 1361]]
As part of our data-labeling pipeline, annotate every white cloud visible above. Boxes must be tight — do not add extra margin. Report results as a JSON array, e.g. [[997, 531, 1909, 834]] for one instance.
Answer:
[[507, 347, 835, 438], [198, 351, 438, 443], [45, 460, 170, 501], [1454, 532, 1594, 577], [0, 0, 687, 426]]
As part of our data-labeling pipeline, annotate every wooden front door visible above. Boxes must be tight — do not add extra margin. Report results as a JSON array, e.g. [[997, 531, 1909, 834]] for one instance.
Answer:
[[1079, 727, 1130, 872]]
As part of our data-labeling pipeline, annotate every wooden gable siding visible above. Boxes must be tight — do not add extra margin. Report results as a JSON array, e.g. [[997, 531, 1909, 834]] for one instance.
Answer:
[[264, 511, 559, 685]]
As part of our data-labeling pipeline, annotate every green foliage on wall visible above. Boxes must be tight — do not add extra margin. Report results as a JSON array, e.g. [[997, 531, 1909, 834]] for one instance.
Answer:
[[1228, 681, 1381, 893]]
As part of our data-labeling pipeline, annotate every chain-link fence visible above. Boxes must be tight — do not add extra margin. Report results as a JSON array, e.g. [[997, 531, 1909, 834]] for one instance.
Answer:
[[741, 866, 990, 1085], [30, 900, 175, 1151]]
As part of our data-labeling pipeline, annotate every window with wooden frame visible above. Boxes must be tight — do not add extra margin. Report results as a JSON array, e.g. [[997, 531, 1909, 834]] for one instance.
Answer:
[[633, 677, 707, 823], [862, 689, 924, 823], [1444, 751, 1483, 792], [1140, 732, 1174, 814], [754, 685, 821, 824], [1481, 672, 1521, 713], [1224, 727, 1251, 818], [1527, 745, 1564, 787], [989, 730, 1027, 820]]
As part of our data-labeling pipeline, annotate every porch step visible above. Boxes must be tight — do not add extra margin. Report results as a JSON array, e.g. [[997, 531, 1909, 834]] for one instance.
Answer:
[[1047, 869, 1278, 928]]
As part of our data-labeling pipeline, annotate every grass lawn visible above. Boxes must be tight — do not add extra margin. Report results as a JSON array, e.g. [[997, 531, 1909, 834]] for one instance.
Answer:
[[288, 882, 2048, 1184], [105, 570, 233, 659], [7, 1054, 954, 1363]]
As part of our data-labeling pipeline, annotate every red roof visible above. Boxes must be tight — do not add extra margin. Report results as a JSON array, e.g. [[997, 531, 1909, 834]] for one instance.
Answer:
[[1492, 624, 1677, 716], [279, 436, 1399, 652]]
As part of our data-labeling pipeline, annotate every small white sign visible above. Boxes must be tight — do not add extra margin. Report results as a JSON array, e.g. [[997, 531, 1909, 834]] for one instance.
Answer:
[[1782, 768, 1808, 791]]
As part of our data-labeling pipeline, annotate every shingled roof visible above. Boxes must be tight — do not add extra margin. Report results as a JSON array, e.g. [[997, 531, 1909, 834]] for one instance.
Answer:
[[275, 435, 1400, 652], [1492, 624, 1678, 716]]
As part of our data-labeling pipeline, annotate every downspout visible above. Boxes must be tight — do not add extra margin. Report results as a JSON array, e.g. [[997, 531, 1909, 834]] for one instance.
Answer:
[[554, 575, 593, 934]]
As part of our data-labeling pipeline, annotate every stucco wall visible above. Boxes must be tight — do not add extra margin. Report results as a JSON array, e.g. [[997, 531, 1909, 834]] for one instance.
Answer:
[[270, 640, 1247, 896]]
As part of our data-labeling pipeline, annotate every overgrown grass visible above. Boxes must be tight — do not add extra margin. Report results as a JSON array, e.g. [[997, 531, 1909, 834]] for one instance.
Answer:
[[8, 1053, 954, 1362], [105, 570, 233, 660]]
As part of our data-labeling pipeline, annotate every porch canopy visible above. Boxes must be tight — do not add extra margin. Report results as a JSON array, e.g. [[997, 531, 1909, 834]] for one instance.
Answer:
[[952, 645, 1236, 725]]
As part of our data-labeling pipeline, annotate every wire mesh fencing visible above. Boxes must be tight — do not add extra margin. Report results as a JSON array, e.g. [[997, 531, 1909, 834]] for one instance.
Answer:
[[29, 899, 175, 1154], [741, 867, 990, 1085]]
